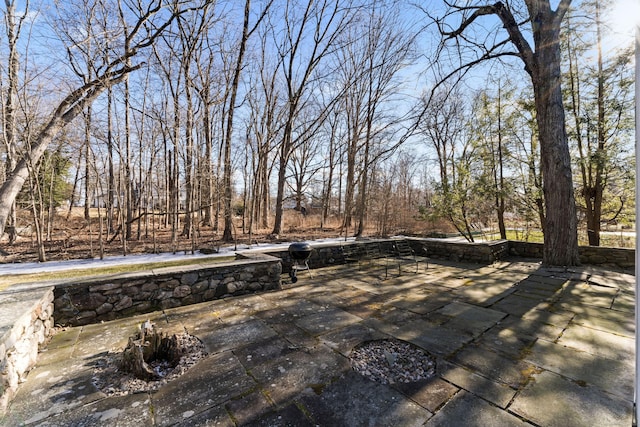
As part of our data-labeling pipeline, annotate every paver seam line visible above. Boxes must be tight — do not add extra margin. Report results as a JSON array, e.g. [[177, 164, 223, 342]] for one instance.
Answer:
[[430, 381, 539, 426], [608, 287, 621, 310], [511, 364, 636, 411], [440, 358, 524, 392], [562, 316, 636, 342], [224, 403, 240, 426], [69, 324, 90, 359], [292, 399, 317, 424], [493, 381, 545, 427], [249, 364, 346, 419], [240, 367, 279, 408], [567, 318, 635, 339], [403, 380, 465, 414], [463, 325, 535, 363], [221, 384, 276, 424], [553, 312, 587, 345], [504, 408, 541, 426], [500, 363, 545, 414], [552, 301, 633, 319]]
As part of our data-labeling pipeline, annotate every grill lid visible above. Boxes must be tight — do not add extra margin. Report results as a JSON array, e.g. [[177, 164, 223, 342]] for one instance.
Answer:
[[288, 242, 312, 260]]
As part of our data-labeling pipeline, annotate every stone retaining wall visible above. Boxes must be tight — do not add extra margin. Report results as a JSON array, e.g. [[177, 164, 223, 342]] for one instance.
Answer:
[[506, 240, 544, 259], [0, 288, 55, 413], [53, 253, 281, 327], [508, 240, 634, 269], [406, 238, 509, 264], [578, 245, 634, 268], [257, 241, 368, 273], [52, 239, 631, 327], [263, 238, 511, 266], [264, 238, 509, 269]]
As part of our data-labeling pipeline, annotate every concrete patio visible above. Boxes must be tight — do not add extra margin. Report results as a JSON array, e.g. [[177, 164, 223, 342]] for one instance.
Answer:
[[1, 258, 635, 426]]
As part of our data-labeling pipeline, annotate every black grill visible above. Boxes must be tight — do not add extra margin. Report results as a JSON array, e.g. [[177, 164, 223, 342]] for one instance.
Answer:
[[288, 242, 312, 283]]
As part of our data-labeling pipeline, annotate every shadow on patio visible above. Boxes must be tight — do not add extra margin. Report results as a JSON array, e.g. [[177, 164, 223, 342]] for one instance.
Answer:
[[1, 258, 635, 426]]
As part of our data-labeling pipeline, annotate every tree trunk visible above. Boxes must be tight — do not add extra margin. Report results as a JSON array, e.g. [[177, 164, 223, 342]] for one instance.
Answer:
[[355, 132, 371, 237], [0, 72, 130, 239], [532, 18, 579, 265], [182, 80, 194, 240], [222, 0, 252, 242], [3, 0, 22, 243], [322, 124, 337, 228], [202, 88, 214, 227], [272, 151, 287, 236], [587, 0, 605, 247], [260, 148, 269, 228], [342, 133, 357, 232], [495, 89, 507, 240], [84, 107, 92, 221], [107, 89, 116, 234], [124, 76, 133, 241]]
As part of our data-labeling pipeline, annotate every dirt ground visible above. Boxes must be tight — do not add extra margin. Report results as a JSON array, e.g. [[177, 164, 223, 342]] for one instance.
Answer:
[[0, 209, 415, 264]]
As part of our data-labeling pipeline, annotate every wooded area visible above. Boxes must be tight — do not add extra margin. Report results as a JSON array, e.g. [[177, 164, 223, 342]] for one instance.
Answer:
[[0, 0, 634, 265]]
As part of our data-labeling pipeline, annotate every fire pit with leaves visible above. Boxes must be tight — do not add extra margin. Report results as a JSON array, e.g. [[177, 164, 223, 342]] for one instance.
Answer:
[[92, 320, 207, 396]]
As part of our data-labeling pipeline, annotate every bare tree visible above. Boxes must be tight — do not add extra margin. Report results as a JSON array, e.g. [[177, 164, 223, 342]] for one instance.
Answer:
[[0, 0, 204, 240], [472, 81, 518, 240], [152, 36, 184, 251], [192, 21, 224, 228], [176, 4, 215, 243], [370, 152, 420, 236], [245, 24, 284, 232], [270, 0, 358, 236], [318, 107, 342, 229], [352, 5, 414, 237], [418, 87, 477, 241], [508, 90, 546, 236], [286, 113, 324, 212], [329, 3, 414, 237], [1, 0, 31, 242], [428, 0, 579, 265], [221, 0, 272, 242]]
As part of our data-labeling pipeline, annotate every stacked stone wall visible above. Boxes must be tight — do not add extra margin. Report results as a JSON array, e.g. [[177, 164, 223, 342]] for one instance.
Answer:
[[578, 245, 634, 269], [507, 241, 544, 259], [507, 240, 634, 269], [258, 244, 345, 273], [406, 238, 509, 264], [53, 254, 281, 327], [0, 289, 54, 413]]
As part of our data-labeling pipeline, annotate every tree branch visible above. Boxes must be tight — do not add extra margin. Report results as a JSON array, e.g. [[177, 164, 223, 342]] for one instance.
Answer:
[[440, 2, 536, 76], [553, 0, 572, 27], [441, 3, 501, 39]]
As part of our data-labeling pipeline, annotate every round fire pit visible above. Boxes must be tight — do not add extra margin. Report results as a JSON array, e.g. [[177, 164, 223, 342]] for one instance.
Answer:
[[288, 242, 312, 283]]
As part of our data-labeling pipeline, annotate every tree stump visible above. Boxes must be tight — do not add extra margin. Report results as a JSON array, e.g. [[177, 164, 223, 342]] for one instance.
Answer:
[[120, 320, 182, 381]]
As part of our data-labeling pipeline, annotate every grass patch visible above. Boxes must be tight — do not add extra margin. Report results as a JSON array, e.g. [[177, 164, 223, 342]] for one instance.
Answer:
[[591, 233, 635, 248], [476, 230, 545, 243], [475, 229, 635, 248], [0, 255, 235, 291]]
